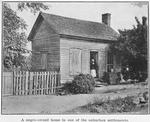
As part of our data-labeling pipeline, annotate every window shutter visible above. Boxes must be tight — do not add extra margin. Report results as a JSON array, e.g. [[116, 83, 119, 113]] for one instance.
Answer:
[[70, 49, 81, 75], [70, 49, 74, 74], [32, 52, 41, 69], [41, 53, 47, 69], [76, 49, 81, 74]]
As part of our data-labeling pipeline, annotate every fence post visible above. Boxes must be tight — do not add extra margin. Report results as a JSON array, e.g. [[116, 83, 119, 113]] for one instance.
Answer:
[[46, 72, 49, 95], [29, 72, 33, 95], [57, 72, 60, 94], [43, 72, 46, 95], [39, 72, 42, 94], [41, 72, 43, 94], [49, 72, 52, 94], [37, 72, 40, 95], [22, 71, 25, 95], [34, 72, 37, 95], [16, 71, 19, 95], [33, 72, 35, 95], [25, 71, 29, 95], [19, 71, 22, 95], [51, 72, 54, 94], [13, 71, 16, 95], [54, 71, 57, 94]]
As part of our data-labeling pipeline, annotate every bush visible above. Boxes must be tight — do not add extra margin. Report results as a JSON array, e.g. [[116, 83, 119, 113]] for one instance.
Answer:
[[72, 74, 96, 94], [63, 74, 96, 94], [62, 81, 74, 94], [79, 96, 137, 113], [101, 72, 110, 85], [137, 71, 148, 82], [102, 96, 137, 113]]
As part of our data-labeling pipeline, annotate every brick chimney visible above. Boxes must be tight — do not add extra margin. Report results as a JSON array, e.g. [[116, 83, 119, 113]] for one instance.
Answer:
[[102, 13, 111, 26]]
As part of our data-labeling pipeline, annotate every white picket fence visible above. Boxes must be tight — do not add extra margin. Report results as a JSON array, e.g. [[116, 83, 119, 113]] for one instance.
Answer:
[[3, 71, 61, 96]]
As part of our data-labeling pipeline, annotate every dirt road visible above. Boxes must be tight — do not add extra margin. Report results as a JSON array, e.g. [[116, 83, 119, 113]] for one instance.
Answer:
[[2, 83, 148, 114]]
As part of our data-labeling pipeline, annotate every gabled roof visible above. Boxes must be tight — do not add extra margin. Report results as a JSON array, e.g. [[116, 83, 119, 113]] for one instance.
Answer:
[[28, 12, 119, 41]]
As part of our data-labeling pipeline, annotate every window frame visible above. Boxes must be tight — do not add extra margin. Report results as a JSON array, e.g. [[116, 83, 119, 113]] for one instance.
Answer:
[[107, 52, 114, 72]]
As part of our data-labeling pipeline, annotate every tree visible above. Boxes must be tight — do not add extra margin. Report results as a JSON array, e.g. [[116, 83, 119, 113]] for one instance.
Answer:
[[110, 16, 147, 75], [132, 2, 148, 7], [17, 2, 49, 14], [3, 2, 49, 70]]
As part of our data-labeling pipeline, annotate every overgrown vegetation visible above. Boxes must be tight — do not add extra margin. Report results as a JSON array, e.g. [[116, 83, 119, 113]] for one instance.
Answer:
[[3, 2, 49, 70], [101, 96, 137, 113], [110, 17, 148, 80], [61, 74, 96, 94], [74, 96, 141, 114]]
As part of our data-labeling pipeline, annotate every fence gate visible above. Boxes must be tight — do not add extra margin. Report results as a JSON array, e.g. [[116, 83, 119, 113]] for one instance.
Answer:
[[3, 72, 13, 96]]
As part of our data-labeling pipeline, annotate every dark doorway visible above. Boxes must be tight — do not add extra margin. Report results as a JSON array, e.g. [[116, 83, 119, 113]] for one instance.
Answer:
[[90, 51, 98, 78]]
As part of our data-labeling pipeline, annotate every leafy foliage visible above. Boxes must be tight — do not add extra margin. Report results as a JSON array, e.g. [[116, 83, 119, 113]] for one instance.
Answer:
[[110, 17, 147, 74], [101, 96, 137, 113], [3, 3, 28, 70], [63, 74, 96, 94], [3, 2, 49, 70], [76, 96, 138, 113], [72, 74, 95, 94], [17, 2, 49, 14]]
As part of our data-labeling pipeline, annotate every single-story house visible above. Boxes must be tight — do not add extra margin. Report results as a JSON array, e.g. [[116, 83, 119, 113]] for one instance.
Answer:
[[28, 12, 121, 84]]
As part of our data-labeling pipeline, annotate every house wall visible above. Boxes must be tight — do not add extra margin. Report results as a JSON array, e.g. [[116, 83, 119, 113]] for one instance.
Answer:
[[60, 37, 120, 84], [32, 20, 60, 71]]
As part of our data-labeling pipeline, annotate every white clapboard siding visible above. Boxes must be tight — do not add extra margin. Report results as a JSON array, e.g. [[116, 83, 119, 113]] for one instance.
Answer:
[[60, 38, 108, 83]]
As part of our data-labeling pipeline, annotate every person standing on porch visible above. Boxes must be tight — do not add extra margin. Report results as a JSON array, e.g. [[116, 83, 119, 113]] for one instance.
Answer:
[[90, 59, 97, 78]]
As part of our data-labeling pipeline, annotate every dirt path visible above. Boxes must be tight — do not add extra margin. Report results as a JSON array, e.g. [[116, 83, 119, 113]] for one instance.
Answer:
[[2, 84, 148, 114]]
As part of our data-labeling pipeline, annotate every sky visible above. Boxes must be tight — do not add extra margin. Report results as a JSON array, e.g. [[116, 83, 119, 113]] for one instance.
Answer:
[[8, 2, 148, 50]]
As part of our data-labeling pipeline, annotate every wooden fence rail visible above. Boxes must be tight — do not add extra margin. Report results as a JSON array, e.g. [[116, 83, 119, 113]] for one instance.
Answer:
[[3, 71, 60, 96]]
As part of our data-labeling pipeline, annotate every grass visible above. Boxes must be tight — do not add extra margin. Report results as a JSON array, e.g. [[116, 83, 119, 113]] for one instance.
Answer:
[[69, 95, 148, 114], [101, 88, 126, 93], [100, 96, 137, 113]]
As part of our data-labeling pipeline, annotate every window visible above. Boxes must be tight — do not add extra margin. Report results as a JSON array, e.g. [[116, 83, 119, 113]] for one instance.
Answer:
[[107, 52, 114, 72], [70, 49, 81, 75], [41, 52, 47, 70]]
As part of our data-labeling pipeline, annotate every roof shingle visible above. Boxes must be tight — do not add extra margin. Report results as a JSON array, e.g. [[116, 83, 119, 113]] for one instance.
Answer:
[[29, 12, 119, 41]]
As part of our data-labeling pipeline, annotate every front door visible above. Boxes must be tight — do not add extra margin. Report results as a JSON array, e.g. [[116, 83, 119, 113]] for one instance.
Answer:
[[90, 51, 98, 78]]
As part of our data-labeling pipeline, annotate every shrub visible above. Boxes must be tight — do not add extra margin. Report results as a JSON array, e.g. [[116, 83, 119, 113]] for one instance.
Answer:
[[80, 96, 137, 113], [101, 72, 110, 85], [62, 81, 74, 94], [72, 74, 96, 94], [62, 74, 96, 94], [138, 71, 148, 82], [102, 96, 137, 113]]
